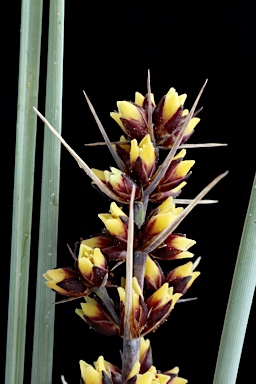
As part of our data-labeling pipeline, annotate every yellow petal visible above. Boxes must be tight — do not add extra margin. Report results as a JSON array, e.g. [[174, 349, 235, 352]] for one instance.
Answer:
[[91, 168, 105, 181], [173, 149, 186, 160], [117, 100, 142, 121], [171, 261, 194, 278], [79, 362, 102, 384], [80, 300, 101, 318], [127, 361, 140, 379], [170, 181, 187, 193], [140, 337, 150, 360], [148, 283, 173, 306], [178, 93, 187, 105], [135, 92, 145, 106], [185, 117, 200, 134], [117, 286, 125, 303], [145, 256, 161, 283], [130, 139, 140, 163], [155, 373, 171, 384], [110, 111, 126, 131], [175, 251, 194, 259], [43, 268, 66, 282], [171, 237, 196, 250], [98, 216, 126, 236], [139, 134, 156, 168], [94, 355, 107, 373], [163, 88, 180, 121], [157, 196, 174, 212], [174, 160, 195, 178], [44, 280, 67, 294], [137, 371, 154, 384], [110, 201, 127, 217]]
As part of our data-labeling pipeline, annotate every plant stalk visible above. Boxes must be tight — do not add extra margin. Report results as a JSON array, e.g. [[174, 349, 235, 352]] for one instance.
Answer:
[[213, 173, 256, 384], [5, 0, 43, 382], [31, 1, 65, 382]]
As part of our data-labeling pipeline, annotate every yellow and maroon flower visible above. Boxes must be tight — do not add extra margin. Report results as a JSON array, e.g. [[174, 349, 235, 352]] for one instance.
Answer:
[[150, 149, 195, 202], [91, 166, 141, 202], [76, 296, 119, 336], [118, 277, 148, 337], [80, 355, 115, 384], [165, 260, 200, 295], [127, 362, 187, 384], [139, 337, 153, 374], [111, 88, 200, 149], [78, 243, 108, 288], [114, 134, 157, 186], [149, 233, 196, 261], [142, 197, 183, 240], [83, 234, 127, 261], [79, 354, 187, 384], [110, 100, 150, 141], [98, 202, 134, 250], [143, 283, 181, 335], [153, 87, 200, 148], [144, 256, 164, 292], [43, 268, 88, 297]]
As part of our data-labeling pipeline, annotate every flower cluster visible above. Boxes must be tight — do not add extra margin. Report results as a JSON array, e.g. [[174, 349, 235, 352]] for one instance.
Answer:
[[43, 82, 214, 383], [79, 337, 187, 384]]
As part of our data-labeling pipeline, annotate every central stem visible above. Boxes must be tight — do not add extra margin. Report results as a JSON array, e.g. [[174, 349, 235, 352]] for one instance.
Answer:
[[121, 189, 148, 382]]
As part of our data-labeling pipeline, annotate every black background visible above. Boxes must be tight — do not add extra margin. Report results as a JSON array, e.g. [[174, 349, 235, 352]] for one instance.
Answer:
[[2, 1, 255, 383]]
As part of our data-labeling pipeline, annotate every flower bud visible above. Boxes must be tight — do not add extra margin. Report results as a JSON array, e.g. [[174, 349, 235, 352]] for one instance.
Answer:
[[150, 149, 195, 202], [143, 197, 183, 239], [92, 167, 141, 202], [110, 101, 148, 141], [129, 134, 157, 185], [99, 202, 128, 241], [114, 135, 157, 186], [153, 87, 200, 148], [165, 261, 200, 295], [80, 356, 113, 384], [144, 256, 164, 292], [139, 337, 153, 373], [83, 234, 127, 261], [43, 268, 88, 297], [118, 277, 148, 337], [78, 243, 108, 288], [144, 284, 181, 334], [76, 296, 119, 336], [150, 233, 196, 260]]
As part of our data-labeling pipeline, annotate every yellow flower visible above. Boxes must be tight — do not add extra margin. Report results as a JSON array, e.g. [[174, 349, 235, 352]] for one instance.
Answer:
[[150, 149, 195, 202], [144, 197, 183, 238], [144, 256, 164, 291], [98, 202, 128, 238], [144, 283, 181, 334], [91, 166, 140, 202], [80, 356, 110, 384], [153, 87, 200, 148], [43, 268, 88, 297], [150, 233, 196, 260], [78, 243, 107, 288], [166, 260, 200, 294], [110, 100, 148, 140], [76, 296, 119, 336]]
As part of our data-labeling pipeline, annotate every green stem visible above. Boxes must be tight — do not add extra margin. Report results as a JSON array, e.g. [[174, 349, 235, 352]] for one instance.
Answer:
[[213, 173, 256, 384], [5, 1, 43, 383], [31, 1, 65, 383]]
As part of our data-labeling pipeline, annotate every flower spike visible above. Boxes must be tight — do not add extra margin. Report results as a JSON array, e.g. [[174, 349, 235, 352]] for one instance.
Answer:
[[39, 76, 227, 384]]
